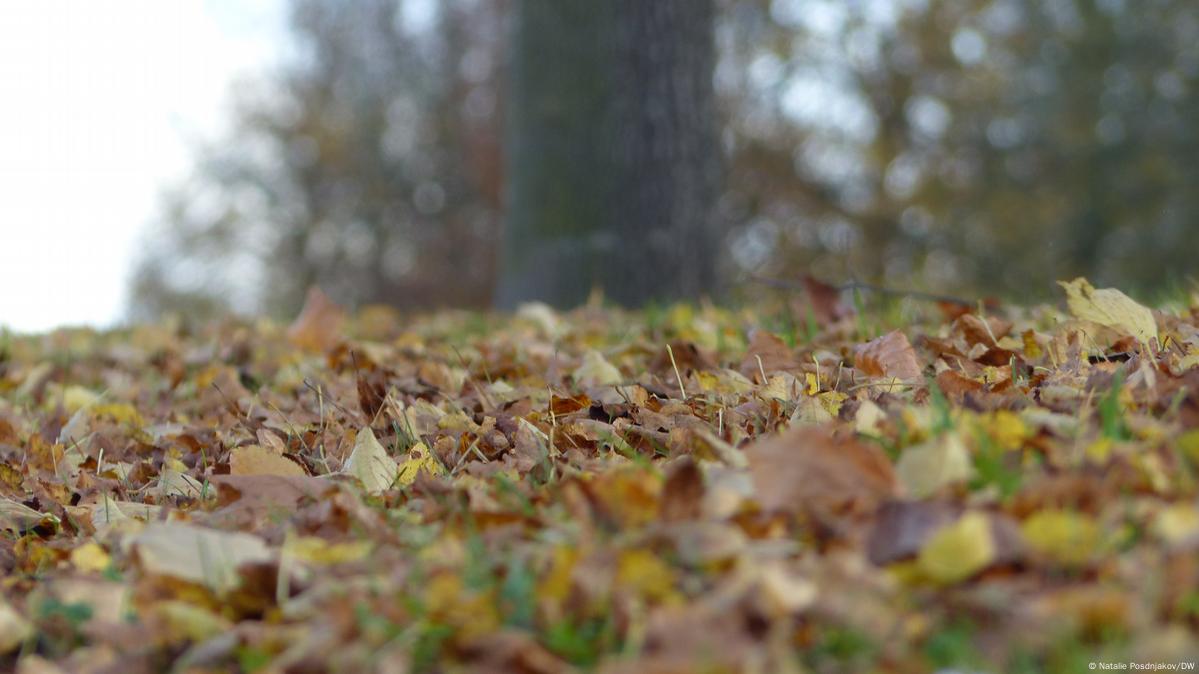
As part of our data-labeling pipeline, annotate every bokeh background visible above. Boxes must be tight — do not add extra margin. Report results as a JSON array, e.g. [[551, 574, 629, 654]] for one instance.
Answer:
[[3, 0, 1197, 331]]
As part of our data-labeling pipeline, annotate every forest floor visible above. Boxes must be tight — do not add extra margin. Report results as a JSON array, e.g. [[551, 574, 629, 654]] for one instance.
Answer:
[[2, 279, 1199, 674]]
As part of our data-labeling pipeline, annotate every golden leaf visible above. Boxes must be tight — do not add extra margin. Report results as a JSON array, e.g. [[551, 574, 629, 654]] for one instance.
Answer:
[[395, 441, 446, 488], [917, 512, 995, 584]]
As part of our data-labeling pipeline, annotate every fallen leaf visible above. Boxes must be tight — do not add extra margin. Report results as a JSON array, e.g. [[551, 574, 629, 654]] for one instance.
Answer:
[[70, 542, 111, 573], [739, 330, 798, 379], [573, 350, 623, 387], [895, 433, 973, 498], [0, 599, 32, 653], [1021, 510, 1102, 567], [229, 445, 307, 477], [916, 511, 995, 584], [129, 522, 272, 593], [286, 286, 346, 352], [1058, 277, 1158, 346], [0, 498, 59, 534], [660, 456, 704, 522], [854, 330, 923, 381], [867, 500, 958, 566], [801, 275, 852, 325], [210, 474, 338, 521], [745, 426, 897, 521], [342, 427, 398, 494], [395, 441, 446, 487]]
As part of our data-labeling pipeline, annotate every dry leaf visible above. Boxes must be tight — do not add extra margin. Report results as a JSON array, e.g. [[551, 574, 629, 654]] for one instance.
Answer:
[[738, 330, 798, 379], [745, 426, 896, 521], [0, 497, 58, 534], [854, 330, 924, 381], [1058, 277, 1158, 346], [660, 456, 704, 522], [229, 445, 307, 477], [342, 427, 398, 494], [573, 350, 623, 387], [395, 441, 446, 487], [129, 522, 272, 593], [895, 433, 973, 498], [286, 286, 346, 352], [0, 599, 32, 653]]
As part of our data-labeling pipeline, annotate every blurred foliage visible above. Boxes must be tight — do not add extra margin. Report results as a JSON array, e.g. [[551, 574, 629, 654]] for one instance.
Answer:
[[131, 0, 1199, 319], [719, 0, 1199, 298]]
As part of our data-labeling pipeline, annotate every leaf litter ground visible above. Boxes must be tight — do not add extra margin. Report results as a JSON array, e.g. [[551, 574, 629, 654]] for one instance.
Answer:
[[2, 280, 1199, 673]]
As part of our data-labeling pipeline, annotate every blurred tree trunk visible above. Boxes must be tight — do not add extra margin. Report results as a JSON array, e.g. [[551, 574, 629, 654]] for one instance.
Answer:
[[498, 0, 720, 308]]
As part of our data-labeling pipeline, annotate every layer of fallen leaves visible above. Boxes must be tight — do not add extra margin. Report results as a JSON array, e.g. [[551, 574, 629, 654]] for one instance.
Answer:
[[2, 279, 1199, 673]]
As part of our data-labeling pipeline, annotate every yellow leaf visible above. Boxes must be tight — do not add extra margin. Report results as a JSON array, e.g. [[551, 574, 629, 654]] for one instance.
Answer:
[[1022, 510, 1101, 567], [230, 445, 306, 477], [92, 403, 143, 426], [616, 549, 678, 603], [538, 545, 579, 604], [70, 542, 111, 573], [395, 442, 446, 488], [284, 536, 374, 565], [343, 427, 398, 494], [154, 601, 233, 643], [917, 512, 995, 584], [1058, 277, 1158, 346], [61, 385, 100, 413], [975, 410, 1028, 451]]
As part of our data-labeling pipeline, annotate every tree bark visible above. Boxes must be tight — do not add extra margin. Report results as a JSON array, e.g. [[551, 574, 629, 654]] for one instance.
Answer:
[[498, 0, 720, 308]]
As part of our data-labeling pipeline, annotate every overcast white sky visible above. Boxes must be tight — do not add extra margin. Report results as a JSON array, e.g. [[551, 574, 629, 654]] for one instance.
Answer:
[[0, 0, 285, 333]]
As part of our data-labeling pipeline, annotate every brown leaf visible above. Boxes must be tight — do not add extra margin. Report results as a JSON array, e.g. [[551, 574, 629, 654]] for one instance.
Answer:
[[745, 426, 897, 522], [738, 331, 798, 380], [801, 275, 853, 325], [660, 457, 704, 522], [355, 364, 387, 420], [210, 474, 337, 521], [953, 313, 1012, 347], [286, 286, 346, 352], [854, 330, 923, 381], [935, 370, 985, 403], [866, 500, 958, 565]]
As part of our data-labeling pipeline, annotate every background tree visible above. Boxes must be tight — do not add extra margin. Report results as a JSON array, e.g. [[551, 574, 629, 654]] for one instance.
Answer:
[[130, 0, 504, 320], [497, 0, 722, 308]]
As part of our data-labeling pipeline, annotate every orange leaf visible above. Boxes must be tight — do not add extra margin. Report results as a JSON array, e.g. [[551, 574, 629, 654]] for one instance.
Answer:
[[286, 286, 346, 352]]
